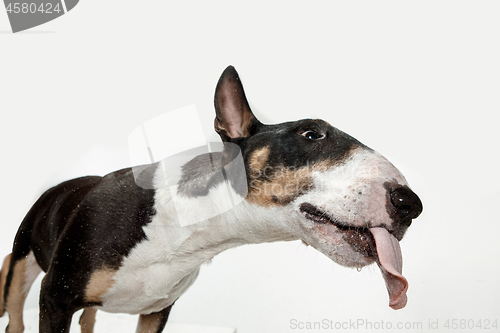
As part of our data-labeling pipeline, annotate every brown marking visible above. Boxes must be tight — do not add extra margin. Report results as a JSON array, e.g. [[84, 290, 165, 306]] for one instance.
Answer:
[[84, 268, 116, 303], [79, 307, 97, 333], [246, 144, 363, 207], [247, 161, 334, 207], [0, 253, 12, 317], [248, 147, 270, 172], [137, 311, 164, 333], [4, 255, 31, 332], [248, 167, 314, 207]]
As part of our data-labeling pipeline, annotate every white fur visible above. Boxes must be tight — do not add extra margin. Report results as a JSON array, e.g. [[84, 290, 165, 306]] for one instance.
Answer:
[[297, 149, 407, 228], [292, 148, 408, 267]]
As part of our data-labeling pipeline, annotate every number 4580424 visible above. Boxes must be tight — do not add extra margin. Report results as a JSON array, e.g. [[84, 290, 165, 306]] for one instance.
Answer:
[[5, 3, 62, 14], [444, 319, 498, 330]]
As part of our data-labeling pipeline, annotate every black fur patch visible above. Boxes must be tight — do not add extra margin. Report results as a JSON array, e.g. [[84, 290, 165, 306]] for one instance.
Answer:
[[177, 152, 225, 197], [9, 167, 156, 308], [240, 119, 367, 173], [176, 143, 247, 198]]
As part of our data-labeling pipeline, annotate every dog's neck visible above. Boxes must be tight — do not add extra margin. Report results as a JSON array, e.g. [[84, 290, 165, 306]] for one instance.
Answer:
[[149, 173, 299, 270]]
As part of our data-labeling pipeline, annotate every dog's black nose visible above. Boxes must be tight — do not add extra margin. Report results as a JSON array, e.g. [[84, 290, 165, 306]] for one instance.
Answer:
[[390, 186, 423, 222]]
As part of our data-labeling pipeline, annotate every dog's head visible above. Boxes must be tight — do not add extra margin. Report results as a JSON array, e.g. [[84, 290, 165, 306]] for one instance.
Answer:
[[213, 66, 422, 310]]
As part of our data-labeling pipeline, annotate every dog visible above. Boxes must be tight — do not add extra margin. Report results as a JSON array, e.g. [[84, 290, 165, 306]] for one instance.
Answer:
[[0, 66, 422, 333]]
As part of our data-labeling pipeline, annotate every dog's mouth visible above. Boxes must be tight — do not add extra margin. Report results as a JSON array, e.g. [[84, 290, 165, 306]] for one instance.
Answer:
[[299, 203, 375, 258], [299, 202, 408, 310]]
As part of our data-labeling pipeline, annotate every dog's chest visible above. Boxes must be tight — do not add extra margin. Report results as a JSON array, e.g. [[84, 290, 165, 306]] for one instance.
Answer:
[[100, 265, 199, 315], [98, 220, 201, 315], [101, 267, 199, 315]]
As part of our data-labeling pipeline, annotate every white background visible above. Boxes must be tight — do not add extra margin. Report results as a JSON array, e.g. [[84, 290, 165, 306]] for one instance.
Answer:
[[1, 1, 499, 332]]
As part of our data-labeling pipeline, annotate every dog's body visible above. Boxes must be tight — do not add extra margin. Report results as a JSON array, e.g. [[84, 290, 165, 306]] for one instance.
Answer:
[[0, 66, 422, 333]]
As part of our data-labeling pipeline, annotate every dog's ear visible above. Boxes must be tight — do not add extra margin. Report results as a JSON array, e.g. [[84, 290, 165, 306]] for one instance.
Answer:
[[214, 66, 261, 142]]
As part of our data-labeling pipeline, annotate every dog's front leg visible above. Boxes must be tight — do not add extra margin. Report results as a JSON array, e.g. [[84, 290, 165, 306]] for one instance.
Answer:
[[135, 305, 173, 333], [38, 296, 76, 333], [38, 298, 75, 333], [39, 277, 78, 333]]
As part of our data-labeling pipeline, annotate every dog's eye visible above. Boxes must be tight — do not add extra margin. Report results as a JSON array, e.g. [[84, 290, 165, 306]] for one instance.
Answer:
[[301, 130, 324, 140]]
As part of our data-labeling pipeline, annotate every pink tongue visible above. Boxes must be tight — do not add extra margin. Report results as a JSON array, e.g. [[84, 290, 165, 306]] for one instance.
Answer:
[[369, 227, 408, 310]]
